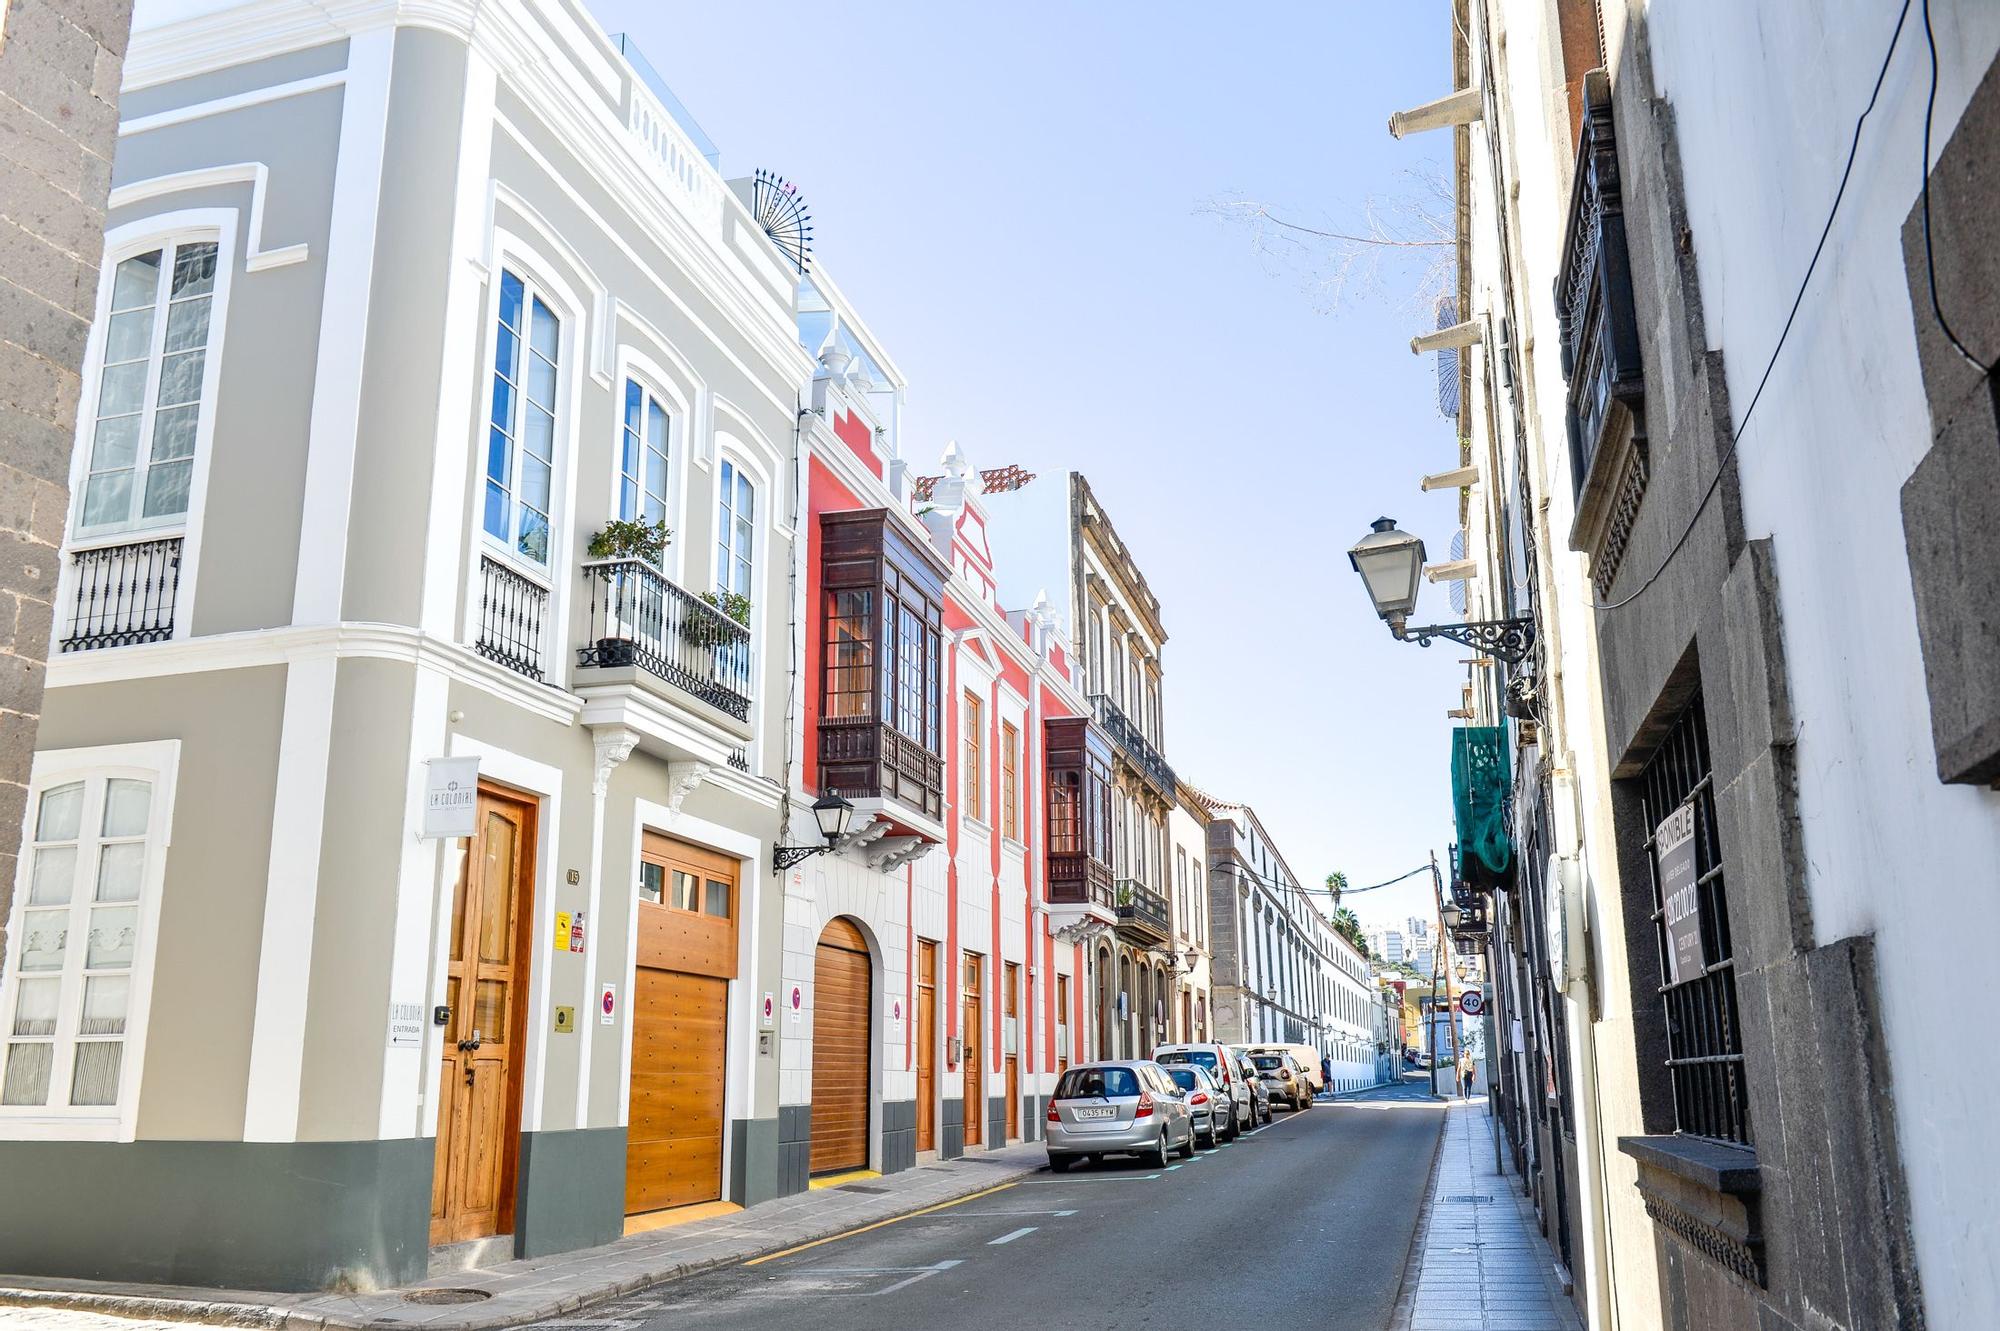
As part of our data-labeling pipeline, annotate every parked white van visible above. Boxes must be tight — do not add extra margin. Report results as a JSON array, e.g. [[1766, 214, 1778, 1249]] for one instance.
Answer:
[[1233, 1043, 1327, 1096]]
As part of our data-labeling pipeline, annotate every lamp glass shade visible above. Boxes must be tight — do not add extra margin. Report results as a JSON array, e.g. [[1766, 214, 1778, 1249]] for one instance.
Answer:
[[811, 792, 854, 842], [1347, 517, 1427, 621], [1443, 903, 1463, 929]]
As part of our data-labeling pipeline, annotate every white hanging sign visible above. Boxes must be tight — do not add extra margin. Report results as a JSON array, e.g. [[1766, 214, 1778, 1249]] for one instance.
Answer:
[[422, 756, 481, 838]]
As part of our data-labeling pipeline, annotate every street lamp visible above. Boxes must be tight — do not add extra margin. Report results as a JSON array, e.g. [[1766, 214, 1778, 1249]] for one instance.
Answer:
[[773, 792, 855, 872], [1346, 517, 1537, 664], [1443, 902, 1463, 931]]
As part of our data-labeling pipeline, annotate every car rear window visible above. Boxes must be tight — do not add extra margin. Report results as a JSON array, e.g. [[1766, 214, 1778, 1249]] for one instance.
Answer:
[[1056, 1067, 1139, 1099], [1165, 1067, 1199, 1092], [1252, 1055, 1285, 1070], [1158, 1049, 1219, 1072]]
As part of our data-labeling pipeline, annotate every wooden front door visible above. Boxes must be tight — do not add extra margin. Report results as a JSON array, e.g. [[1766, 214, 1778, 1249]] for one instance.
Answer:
[[810, 918, 871, 1175], [916, 940, 936, 1154], [1003, 961, 1020, 1141], [627, 833, 738, 1215], [431, 785, 537, 1246], [962, 953, 983, 1147], [1056, 975, 1070, 1076]]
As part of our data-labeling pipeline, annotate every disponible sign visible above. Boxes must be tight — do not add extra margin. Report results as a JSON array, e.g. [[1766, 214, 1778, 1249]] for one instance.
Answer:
[[1656, 800, 1703, 985], [423, 757, 480, 838]]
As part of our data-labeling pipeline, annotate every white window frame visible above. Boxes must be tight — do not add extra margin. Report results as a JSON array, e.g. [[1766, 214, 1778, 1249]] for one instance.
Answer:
[[57, 210, 237, 650], [479, 266, 566, 574], [461, 233, 584, 673], [0, 740, 180, 1141], [714, 454, 756, 602], [608, 348, 695, 587]]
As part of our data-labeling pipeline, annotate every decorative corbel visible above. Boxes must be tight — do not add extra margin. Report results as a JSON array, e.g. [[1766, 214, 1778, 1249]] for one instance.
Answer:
[[832, 815, 889, 856], [591, 726, 641, 797], [663, 760, 715, 819]]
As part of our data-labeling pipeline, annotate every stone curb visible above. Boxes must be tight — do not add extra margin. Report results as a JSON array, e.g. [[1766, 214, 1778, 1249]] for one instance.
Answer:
[[0, 1160, 1043, 1331], [1387, 1100, 1450, 1331]]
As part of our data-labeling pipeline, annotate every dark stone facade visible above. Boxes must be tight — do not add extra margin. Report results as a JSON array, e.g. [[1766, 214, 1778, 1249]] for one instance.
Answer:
[[987, 1093, 1006, 1150], [0, 1135, 434, 1290], [1899, 43, 2000, 786], [730, 1116, 781, 1206], [514, 1127, 625, 1258], [776, 1103, 811, 1197], [1592, 18, 1928, 1331], [0, 0, 135, 954], [881, 1098, 915, 1175], [940, 1093, 963, 1159]]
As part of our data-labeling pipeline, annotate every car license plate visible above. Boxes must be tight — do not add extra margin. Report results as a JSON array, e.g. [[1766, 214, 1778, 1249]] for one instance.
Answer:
[[1072, 1106, 1116, 1120]]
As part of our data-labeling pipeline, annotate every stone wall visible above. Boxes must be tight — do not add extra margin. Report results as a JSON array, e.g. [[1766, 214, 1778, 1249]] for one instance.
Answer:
[[0, 0, 133, 951]]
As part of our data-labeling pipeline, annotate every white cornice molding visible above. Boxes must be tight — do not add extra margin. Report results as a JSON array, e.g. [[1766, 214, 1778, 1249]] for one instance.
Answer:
[[108, 162, 308, 270], [46, 621, 584, 724]]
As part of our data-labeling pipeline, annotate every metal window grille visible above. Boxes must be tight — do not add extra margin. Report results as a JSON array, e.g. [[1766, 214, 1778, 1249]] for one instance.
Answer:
[[1638, 690, 1751, 1146], [61, 537, 183, 652]]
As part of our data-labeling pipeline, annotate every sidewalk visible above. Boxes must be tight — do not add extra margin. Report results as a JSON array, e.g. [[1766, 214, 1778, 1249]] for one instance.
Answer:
[[1393, 1097, 1583, 1331], [0, 1143, 1049, 1331]]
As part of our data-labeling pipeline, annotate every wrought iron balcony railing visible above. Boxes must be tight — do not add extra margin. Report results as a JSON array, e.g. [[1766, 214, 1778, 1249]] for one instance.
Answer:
[[1088, 694, 1177, 801], [477, 555, 549, 682], [60, 535, 182, 652], [575, 559, 752, 720], [1113, 878, 1171, 945]]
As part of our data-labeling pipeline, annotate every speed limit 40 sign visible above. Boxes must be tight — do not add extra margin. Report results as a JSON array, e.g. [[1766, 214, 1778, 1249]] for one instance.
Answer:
[[1459, 990, 1484, 1017]]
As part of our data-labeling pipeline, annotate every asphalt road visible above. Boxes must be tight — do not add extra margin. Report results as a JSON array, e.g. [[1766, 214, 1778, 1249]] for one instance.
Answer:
[[557, 1076, 1445, 1331]]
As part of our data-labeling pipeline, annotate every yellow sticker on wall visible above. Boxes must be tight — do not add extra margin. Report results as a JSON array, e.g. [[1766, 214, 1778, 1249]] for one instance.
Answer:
[[554, 910, 572, 951]]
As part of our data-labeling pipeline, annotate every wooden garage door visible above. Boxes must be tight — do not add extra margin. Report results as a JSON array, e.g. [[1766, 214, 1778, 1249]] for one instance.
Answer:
[[626, 833, 738, 1215], [811, 918, 871, 1175], [627, 969, 726, 1213]]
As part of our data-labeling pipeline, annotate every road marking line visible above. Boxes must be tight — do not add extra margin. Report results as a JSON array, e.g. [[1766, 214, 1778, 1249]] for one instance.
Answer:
[[1023, 1173, 1159, 1183], [934, 1208, 1079, 1218], [988, 1226, 1037, 1245], [742, 1183, 1021, 1266], [1164, 1164, 1182, 1172]]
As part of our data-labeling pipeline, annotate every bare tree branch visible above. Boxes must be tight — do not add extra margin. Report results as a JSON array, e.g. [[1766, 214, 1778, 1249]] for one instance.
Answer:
[[1199, 166, 1456, 316]]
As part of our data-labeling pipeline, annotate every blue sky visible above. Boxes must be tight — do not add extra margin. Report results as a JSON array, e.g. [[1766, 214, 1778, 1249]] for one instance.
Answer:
[[586, 0, 1465, 929]]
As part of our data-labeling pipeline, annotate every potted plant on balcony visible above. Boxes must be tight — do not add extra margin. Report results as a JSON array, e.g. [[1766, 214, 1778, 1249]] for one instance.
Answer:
[[585, 520, 671, 666], [685, 589, 752, 650]]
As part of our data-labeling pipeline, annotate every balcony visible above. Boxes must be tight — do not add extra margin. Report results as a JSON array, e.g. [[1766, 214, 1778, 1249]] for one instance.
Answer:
[[1048, 854, 1114, 912], [476, 555, 549, 682], [819, 720, 944, 823], [1088, 694, 1176, 802], [575, 559, 751, 720], [1114, 878, 1171, 947], [1558, 72, 1649, 593], [60, 535, 182, 652]]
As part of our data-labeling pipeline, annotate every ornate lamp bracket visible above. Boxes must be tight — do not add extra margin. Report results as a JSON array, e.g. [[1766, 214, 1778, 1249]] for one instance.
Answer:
[[1391, 615, 1537, 664]]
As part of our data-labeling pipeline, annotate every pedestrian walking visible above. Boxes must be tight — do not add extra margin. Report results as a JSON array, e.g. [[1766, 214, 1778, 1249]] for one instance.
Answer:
[[1456, 1049, 1476, 1098], [1321, 1056, 1333, 1096]]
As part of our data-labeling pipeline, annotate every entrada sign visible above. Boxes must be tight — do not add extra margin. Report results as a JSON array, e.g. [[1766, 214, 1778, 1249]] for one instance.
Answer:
[[1655, 800, 1702, 985]]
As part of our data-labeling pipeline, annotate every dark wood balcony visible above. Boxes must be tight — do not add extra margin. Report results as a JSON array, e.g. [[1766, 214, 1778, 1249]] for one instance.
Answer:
[[820, 718, 944, 822], [1048, 852, 1114, 912], [1114, 878, 1170, 947]]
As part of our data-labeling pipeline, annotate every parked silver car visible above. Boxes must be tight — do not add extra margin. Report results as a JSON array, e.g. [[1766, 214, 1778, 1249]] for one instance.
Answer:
[[1237, 1052, 1274, 1124], [1161, 1063, 1228, 1146], [1153, 1042, 1251, 1138], [1045, 1060, 1197, 1171]]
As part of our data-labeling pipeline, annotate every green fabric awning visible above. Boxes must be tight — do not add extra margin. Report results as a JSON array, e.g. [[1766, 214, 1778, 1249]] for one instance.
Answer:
[[1452, 724, 1512, 878]]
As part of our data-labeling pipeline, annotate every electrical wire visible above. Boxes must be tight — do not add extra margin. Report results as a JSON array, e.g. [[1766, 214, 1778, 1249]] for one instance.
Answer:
[[1594, 0, 1916, 611]]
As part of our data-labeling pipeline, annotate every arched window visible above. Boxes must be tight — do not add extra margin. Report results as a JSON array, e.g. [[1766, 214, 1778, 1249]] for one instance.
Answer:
[[78, 239, 222, 534], [617, 379, 670, 548], [484, 270, 561, 567], [716, 459, 754, 598]]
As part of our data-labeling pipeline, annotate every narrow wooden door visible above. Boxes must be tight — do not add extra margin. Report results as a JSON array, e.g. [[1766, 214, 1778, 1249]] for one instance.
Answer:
[[1003, 961, 1020, 1140], [962, 953, 983, 1147], [432, 785, 537, 1246], [1056, 975, 1070, 1076], [915, 940, 936, 1153], [810, 918, 871, 1174]]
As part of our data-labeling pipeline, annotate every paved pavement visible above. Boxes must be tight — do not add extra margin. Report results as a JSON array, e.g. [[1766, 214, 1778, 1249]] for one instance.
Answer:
[[517, 1077, 1444, 1331], [1393, 1096, 1584, 1331]]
